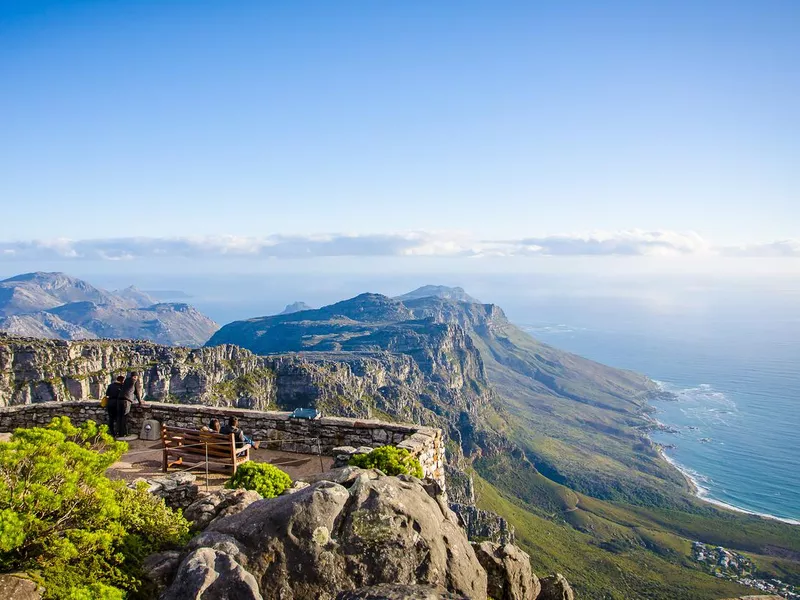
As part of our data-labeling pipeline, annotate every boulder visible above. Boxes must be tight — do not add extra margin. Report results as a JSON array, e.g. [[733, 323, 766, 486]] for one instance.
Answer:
[[473, 542, 539, 600], [186, 531, 250, 568], [537, 574, 574, 600], [336, 584, 468, 599], [183, 488, 261, 531], [142, 550, 182, 594], [299, 466, 383, 487], [163, 474, 488, 600], [161, 548, 262, 600], [281, 480, 311, 495], [0, 574, 43, 600]]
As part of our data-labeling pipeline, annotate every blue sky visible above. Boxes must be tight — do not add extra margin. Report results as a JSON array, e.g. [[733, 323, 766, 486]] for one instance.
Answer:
[[0, 0, 798, 263]]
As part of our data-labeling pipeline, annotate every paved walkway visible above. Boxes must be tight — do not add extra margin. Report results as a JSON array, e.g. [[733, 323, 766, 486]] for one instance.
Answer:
[[106, 438, 334, 491], [2, 432, 333, 491]]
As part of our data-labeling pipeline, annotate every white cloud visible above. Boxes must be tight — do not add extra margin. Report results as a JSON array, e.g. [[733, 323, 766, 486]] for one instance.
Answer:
[[0, 231, 796, 261], [484, 230, 712, 257], [719, 239, 800, 257]]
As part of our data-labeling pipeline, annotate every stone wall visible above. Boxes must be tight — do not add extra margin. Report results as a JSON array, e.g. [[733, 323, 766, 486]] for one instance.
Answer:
[[0, 400, 445, 486]]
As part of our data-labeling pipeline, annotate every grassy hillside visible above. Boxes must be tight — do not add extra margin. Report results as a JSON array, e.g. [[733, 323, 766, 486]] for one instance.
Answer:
[[474, 453, 800, 598], [474, 471, 752, 600]]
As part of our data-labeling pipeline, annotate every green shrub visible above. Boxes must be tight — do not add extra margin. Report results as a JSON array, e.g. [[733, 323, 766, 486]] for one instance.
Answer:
[[348, 446, 424, 478], [226, 462, 292, 498], [0, 417, 190, 599]]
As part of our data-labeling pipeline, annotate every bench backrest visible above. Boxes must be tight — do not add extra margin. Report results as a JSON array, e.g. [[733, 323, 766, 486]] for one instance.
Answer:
[[161, 425, 237, 461]]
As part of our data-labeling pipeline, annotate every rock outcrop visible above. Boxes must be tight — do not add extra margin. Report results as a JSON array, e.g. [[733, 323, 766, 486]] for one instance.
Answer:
[[161, 471, 492, 600], [0, 573, 43, 600], [0, 336, 274, 408], [164, 547, 262, 600], [537, 574, 574, 600], [473, 542, 539, 600], [451, 503, 515, 546], [336, 585, 468, 599], [183, 489, 262, 532]]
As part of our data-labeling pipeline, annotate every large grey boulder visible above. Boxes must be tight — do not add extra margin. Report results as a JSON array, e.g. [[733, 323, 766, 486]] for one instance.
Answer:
[[161, 548, 262, 600], [336, 584, 468, 599], [473, 542, 539, 600], [537, 574, 574, 600], [183, 489, 261, 531], [163, 473, 488, 600]]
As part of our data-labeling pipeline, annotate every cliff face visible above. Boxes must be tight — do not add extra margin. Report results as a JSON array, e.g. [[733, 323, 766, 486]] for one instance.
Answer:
[[0, 335, 489, 442], [0, 335, 274, 408]]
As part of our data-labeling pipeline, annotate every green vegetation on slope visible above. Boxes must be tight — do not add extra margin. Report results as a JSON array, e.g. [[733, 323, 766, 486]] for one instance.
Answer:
[[475, 453, 800, 599], [474, 473, 750, 600]]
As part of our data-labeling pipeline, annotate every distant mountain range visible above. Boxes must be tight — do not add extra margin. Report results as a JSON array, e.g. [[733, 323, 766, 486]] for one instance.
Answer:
[[0, 272, 218, 346]]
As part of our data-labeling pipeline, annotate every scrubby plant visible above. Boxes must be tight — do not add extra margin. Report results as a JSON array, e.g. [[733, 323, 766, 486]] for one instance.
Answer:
[[225, 462, 292, 498], [0, 417, 190, 599], [348, 445, 424, 478]]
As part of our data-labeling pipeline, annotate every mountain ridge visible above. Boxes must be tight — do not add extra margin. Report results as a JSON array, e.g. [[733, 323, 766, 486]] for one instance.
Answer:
[[206, 285, 800, 599], [0, 272, 218, 346]]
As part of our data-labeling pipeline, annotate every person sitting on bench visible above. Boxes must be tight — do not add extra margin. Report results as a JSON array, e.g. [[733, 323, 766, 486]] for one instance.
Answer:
[[220, 416, 260, 449], [201, 418, 221, 432]]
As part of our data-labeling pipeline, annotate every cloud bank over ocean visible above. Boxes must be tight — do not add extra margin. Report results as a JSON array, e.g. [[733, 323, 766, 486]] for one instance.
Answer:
[[0, 231, 798, 261]]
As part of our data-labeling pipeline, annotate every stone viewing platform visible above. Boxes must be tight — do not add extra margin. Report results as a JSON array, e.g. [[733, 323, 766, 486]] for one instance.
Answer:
[[0, 400, 446, 486]]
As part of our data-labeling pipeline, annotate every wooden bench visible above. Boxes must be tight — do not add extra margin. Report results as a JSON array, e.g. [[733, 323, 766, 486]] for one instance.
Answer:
[[161, 425, 251, 474]]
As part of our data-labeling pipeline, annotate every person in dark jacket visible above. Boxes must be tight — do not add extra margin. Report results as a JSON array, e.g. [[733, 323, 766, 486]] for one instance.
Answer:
[[104, 375, 125, 437], [119, 372, 145, 437], [220, 416, 259, 449]]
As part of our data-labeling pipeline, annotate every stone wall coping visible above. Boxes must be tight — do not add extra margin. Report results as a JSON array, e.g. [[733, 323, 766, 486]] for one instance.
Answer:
[[0, 400, 439, 436]]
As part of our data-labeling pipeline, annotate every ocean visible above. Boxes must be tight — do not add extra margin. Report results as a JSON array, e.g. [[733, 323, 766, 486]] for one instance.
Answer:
[[514, 279, 800, 523]]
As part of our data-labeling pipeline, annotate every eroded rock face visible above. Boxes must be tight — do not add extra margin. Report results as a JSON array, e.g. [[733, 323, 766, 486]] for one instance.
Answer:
[[335, 584, 468, 599], [538, 573, 574, 600], [473, 542, 539, 600], [162, 548, 262, 600], [163, 473, 488, 600], [451, 503, 515, 546], [183, 489, 261, 532]]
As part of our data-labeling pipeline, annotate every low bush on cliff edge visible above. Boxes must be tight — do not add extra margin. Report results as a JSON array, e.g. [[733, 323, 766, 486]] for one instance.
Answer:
[[349, 446, 424, 478], [0, 417, 190, 599], [226, 461, 292, 498]]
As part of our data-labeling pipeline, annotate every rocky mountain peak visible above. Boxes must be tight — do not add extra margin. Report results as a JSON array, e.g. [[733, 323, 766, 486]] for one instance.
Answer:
[[319, 293, 414, 322], [396, 285, 481, 304], [113, 285, 158, 308], [279, 301, 314, 315]]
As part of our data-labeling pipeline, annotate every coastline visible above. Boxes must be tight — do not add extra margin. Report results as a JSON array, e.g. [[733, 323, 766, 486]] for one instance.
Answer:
[[646, 380, 800, 526], [656, 447, 800, 526]]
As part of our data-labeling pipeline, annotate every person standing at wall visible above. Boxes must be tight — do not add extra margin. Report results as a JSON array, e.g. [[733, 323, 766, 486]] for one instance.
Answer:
[[104, 375, 125, 437], [119, 372, 145, 437]]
